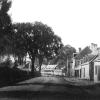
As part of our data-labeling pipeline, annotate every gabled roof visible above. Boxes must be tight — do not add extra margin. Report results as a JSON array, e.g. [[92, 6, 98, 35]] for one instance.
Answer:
[[93, 55, 100, 62], [75, 46, 92, 60], [75, 54, 98, 67], [87, 54, 98, 62]]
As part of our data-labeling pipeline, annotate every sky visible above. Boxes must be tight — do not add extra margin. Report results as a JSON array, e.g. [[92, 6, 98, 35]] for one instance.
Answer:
[[9, 0, 100, 50]]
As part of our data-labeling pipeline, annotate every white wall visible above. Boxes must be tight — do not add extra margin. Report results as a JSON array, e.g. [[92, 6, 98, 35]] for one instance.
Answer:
[[81, 63, 90, 79], [94, 62, 100, 82], [72, 58, 75, 76]]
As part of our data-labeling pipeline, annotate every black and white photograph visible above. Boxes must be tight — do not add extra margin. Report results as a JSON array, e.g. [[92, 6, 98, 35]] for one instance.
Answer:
[[0, 0, 100, 99]]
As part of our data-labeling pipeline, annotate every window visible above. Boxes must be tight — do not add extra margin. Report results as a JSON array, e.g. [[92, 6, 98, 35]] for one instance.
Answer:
[[81, 59, 83, 64], [82, 68, 85, 78], [83, 56, 88, 63], [84, 68, 85, 77]]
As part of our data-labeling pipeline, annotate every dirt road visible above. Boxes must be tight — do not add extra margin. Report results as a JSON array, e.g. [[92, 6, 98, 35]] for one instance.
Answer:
[[0, 76, 99, 100]]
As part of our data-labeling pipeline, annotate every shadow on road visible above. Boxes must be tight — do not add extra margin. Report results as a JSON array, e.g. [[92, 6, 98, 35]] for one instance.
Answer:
[[0, 90, 99, 100]]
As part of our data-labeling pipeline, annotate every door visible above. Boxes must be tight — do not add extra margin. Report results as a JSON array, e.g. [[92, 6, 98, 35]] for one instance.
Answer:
[[80, 69, 81, 78], [98, 66, 100, 80]]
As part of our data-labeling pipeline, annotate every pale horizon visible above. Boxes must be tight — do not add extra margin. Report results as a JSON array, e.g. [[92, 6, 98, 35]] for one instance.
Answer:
[[9, 0, 100, 50]]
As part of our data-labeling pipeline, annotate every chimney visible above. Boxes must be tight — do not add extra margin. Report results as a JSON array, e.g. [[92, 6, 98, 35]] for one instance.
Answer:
[[97, 48, 100, 55], [79, 48, 81, 53], [90, 43, 97, 54], [90, 43, 98, 54]]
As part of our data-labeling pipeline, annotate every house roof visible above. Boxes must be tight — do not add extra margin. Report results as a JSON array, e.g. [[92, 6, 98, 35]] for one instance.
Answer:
[[87, 54, 98, 62], [41, 64, 57, 70], [75, 46, 92, 60], [93, 55, 100, 62]]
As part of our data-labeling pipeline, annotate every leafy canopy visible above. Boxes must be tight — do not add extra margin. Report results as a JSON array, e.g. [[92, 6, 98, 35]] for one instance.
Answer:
[[13, 22, 63, 72], [0, 0, 12, 54]]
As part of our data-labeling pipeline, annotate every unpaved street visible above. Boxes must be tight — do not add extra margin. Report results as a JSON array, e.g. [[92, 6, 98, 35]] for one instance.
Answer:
[[0, 76, 99, 100]]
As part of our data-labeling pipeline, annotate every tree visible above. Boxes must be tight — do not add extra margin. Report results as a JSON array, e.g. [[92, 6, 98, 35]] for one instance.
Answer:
[[12, 23, 30, 65], [56, 45, 76, 75], [13, 22, 63, 75], [0, 0, 13, 55], [58, 45, 76, 59], [29, 22, 63, 74]]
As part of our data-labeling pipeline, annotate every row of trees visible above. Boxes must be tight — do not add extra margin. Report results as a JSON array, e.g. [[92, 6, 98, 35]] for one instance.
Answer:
[[0, 0, 76, 76], [0, 0, 63, 74], [12, 22, 63, 73]]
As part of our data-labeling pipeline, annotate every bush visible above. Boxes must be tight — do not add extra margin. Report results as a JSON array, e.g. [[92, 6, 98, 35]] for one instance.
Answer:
[[0, 61, 31, 86], [0, 59, 40, 86]]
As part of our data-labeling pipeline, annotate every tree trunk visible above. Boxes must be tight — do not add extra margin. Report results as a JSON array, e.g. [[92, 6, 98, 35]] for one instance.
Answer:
[[30, 49, 37, 76], [31, 56, 35, 75], [66, 58, 69, 76], [39, 56, 43, 75], [18, 56, 21, 65]]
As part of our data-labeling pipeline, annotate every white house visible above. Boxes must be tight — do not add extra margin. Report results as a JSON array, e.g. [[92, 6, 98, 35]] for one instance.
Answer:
[[41, 64, 57, 76], [73, 43, 100, 82], [41, 64, 65, 76]]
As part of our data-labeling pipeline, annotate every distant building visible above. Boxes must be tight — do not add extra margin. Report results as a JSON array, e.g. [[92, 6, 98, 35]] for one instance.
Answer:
[[41, 64, 65, 76], [41, 64, 57, 76]]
